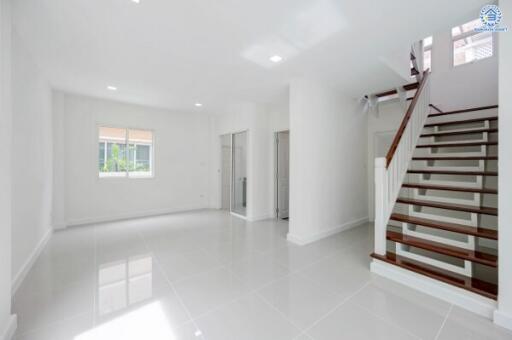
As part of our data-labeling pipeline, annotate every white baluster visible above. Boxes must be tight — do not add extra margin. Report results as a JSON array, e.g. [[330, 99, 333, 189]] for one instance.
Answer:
[[374, 157, 388, 256]]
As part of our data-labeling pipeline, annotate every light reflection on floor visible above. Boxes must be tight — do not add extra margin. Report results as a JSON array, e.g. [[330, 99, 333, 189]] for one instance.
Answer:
[[12, 210, 512, 340]]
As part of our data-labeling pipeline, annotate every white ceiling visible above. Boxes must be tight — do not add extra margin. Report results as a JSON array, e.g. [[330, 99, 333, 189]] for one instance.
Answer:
[[12, 0, 488, 113]]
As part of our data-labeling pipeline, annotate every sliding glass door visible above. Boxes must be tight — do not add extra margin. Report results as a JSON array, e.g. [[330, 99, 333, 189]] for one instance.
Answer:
[[231, 131, 247, 216]]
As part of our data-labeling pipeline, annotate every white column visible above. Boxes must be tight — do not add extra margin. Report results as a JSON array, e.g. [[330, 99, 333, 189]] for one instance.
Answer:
[[374, 157, 387, 255], [494, 0, 512, 330], [0, 0, 17, 338]]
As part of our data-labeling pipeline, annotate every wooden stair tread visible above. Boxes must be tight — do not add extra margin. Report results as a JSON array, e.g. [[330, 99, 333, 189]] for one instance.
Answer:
[[390, 213, 497, 240], [407, 169, 498, 176], [412, 156, 497, 160], [371, 252, 497, 300], [396, 197, 498, 216], [424, 117, 497, 127], [416, 141, 498, 148], [402, 183, 497, 194], [428, 105, 498, 118], [386, 230, 497, 267], [420, 128, 497, 137]]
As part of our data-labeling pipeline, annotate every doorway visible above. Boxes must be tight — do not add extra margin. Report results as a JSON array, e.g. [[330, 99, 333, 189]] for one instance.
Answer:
[[220, 131, 248, 218], [275, 131, 290, 219]]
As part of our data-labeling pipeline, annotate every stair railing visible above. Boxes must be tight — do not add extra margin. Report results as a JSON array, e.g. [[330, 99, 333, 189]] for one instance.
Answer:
[[374, 71, 431, 255]]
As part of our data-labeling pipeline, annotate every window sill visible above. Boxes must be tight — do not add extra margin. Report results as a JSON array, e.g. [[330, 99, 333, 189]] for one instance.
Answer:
[[98, 173, 154, 180]]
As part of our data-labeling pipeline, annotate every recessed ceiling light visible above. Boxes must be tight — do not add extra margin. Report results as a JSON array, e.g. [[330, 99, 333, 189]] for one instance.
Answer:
[[195, 103, 203, 107], [107, 86, 117, 91], [132, 0, 140, 3], [270, 55, 283, 63]]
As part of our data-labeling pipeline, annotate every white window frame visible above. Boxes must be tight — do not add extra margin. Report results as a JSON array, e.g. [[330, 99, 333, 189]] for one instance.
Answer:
[[423, 36, 432, 72], [97, 125, 155, 180], [451, 21, 495, 68]]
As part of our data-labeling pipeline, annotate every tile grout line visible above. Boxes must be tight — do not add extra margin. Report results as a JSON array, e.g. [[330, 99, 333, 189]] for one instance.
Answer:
[[141, 225, 303, 326], [354, 302, 423, 340], [348, 278, 439, 340], [292, 280, 372, 340], [137, 229, 208, 340], [434, 304, 453, 340], [252, 290, 304, 335], [176, 227, 374, 339]]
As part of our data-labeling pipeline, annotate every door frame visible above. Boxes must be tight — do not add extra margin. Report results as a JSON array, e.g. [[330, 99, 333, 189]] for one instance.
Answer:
[[218, 129, 249, 220], [274, 129, 290, 219]]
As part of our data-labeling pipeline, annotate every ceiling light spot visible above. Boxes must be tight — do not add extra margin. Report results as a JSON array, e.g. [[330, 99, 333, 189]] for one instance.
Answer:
[[107, 86, 118, 91], [270, 55, 283, 63], [195, 103, 203, 107], [132, 0, 140, 3]]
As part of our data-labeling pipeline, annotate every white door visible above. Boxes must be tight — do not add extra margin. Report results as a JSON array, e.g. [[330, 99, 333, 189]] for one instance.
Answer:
[[276, 131, 290, 219]]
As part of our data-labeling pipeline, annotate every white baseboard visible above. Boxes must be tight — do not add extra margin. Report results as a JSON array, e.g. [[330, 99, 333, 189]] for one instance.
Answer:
[[230, 212, 248, 220], [370, 259, 497, 319], [0, 315, 17, 340], [12, 228, 52, 294], [494, 310, 512, 331], [247, 213, 275, 222], [65, 205, 209, 227], [286, 216, 369, 246]]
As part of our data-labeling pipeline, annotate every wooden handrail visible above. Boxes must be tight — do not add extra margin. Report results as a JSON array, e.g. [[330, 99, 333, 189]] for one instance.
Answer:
[[428, 105, 498, 117], [385, 71, 430, 168], [371, 81, 419, 98], [429, 104, 443, 114]]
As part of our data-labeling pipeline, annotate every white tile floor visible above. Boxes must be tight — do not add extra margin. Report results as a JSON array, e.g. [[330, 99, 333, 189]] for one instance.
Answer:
[[13, 210, 512, 340]]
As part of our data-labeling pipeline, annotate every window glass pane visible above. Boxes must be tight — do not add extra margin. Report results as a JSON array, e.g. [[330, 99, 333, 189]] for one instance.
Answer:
[[136, 145, 150, 171], [453, 31, 493, 66], [99, 127, 127, 177], [106, 142, 127, 171], [423, 49, 431, 71], [423, 36, 433, 48], [128, 129, 153, 177], [99, 142, 105, 170], [452, 19, 481, 37]]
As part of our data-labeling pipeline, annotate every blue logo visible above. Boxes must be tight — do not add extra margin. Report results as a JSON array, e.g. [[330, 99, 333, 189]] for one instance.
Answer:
[[476, 5, 508, 32]]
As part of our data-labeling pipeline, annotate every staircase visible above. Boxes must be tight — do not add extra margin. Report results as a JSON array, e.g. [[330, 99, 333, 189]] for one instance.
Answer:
[[371, 71, 499, 301]]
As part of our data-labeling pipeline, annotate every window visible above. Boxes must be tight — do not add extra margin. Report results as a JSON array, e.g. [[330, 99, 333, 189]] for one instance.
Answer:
[[99, 127, 153, 178], [452, 18, 494, 66]]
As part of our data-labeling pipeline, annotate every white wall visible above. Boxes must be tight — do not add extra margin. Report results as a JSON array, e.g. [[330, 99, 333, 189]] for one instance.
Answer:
[[366, 100, 406, 221], [10, 30, 53, 283], [495, 0, 512, 330], [288, 78, 368, 244], [210, 90, 290, 222], [211, 102, 273, 221], [53, 92, 211, 226], [429, 27, 498, 110], [366, 22, 500, 221], [267, 90, 290, 216], [0, 0, 16, 337], [268, 91, 290, 133]]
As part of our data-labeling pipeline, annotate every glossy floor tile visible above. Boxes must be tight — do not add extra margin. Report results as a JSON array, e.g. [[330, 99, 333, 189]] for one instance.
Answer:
[[12, 210, 512, 340]]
